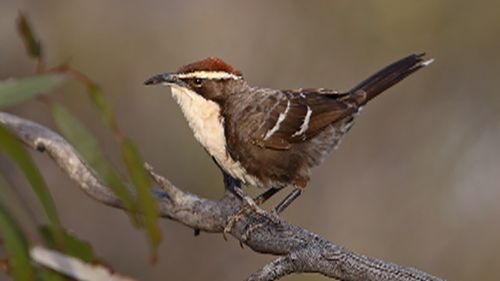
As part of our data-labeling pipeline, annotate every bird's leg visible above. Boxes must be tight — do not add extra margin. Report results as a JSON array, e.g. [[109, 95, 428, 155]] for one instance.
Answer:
[[222, 171, 271, 241], [273, 188, 303, 214], [224, 194, 271, 242], [229, 187, 303, 241], [240, 187, 293, 241], [229, 183, 246, 199], [254, 187, 281, 205]]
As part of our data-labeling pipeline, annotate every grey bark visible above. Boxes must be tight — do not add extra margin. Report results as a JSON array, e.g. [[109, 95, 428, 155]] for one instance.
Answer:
[[0, 111, 444, 281]]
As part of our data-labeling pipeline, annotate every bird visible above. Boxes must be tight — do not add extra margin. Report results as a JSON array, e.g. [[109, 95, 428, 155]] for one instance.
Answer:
[[144, 53, 433, 214]]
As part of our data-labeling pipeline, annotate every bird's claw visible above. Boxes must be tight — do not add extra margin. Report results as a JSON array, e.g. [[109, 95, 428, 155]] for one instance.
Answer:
[[223, 195, 280, 241]]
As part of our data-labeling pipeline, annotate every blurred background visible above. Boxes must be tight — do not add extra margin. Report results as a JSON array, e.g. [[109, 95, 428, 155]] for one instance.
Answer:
[[1, 1, 499, 280]]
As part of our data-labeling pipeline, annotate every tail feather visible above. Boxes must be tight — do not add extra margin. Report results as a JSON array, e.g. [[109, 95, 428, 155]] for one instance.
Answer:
[[350, 53, 433, 105]]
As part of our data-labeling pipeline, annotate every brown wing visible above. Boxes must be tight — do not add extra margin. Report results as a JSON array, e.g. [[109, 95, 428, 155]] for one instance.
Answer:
[[252, 89, 360, 150]]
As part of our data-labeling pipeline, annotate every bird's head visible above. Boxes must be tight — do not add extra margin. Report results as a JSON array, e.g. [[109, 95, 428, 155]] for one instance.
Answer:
[[144, 57, 247, 103]]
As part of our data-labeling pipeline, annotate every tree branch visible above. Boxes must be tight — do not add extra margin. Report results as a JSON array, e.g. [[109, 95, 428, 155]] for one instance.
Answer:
[[0, 111, 445, 281]]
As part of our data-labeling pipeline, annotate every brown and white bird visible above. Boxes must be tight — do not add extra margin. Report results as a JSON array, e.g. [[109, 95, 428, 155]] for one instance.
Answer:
[[145, 54, 433, 213]]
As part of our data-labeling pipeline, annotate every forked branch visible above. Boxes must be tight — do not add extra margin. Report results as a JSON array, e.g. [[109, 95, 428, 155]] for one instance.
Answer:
[[0, 112, 444, 281]]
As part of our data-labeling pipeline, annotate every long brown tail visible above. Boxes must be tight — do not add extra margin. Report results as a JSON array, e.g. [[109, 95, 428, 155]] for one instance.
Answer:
[[350, 53, 433, 105]]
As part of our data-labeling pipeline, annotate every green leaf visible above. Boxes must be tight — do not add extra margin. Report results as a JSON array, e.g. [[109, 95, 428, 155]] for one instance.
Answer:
[[0, 175, 37, 231], [0, 125, 65, 247], [86, 83, 116, 131], [39, 225, 96, 263], [50, 103, 138, 222], [121, 139, 161, 259], [0, 194, 35, 281], [36, 268, 67, 281], [0, 74, 65, 108], [16, 12, 42, 59]]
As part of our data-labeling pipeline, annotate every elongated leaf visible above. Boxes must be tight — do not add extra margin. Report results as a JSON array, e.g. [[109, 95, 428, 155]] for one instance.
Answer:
[[39, 225, 96, 263], [0, 197, 35, 281], [16, 12, 42, 59], [0, 74, 65, 108], [86, 83, 116, 131], [0, 125, 64, 247], [50, 103, 138, 222], [121, 139, 161, 259], [0, 176, 39, 242], [36, 268, 67, 281], [69, 70, 161, 257]]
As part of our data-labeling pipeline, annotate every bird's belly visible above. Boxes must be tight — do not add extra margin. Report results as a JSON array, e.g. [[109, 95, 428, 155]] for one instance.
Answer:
[[200, 131, 262, 187], [170, 86, 261, 187], [192, 118, 261, 187], [215, 155, 262, 187]]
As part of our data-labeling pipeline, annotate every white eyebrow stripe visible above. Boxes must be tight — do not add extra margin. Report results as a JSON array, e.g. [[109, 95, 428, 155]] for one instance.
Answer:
[[176, 71, 241, 80], [292, 105, 312, 137], [264, 100, 291, 140]]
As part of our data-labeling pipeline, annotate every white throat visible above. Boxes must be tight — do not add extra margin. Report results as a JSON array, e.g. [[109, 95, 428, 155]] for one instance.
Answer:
[[168, 84, 258, 186]]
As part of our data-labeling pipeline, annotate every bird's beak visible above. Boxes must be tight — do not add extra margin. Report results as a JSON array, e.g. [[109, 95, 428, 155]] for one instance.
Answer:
[[143, 73, 178, 86]]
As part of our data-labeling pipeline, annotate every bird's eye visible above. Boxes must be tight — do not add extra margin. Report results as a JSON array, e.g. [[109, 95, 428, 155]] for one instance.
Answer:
[[193, 78, 203, 87]]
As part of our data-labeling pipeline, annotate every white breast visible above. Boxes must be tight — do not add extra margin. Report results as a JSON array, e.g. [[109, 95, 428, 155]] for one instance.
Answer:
[[169, 85, 259, 186]]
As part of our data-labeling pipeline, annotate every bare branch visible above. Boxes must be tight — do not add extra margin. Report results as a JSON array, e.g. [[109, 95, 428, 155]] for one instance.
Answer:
[[0, 111, 445, 281]]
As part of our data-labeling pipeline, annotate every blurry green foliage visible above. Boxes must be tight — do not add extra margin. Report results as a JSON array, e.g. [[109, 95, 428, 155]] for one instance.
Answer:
[[35, 269, 67, 281], [86, 83, 117, 132], [39, 225, 97, 263], [0, 11, 162, 281], [121, 139, 161, 261], [65, 55, 162, 258], [0, 125, 65, 248], [58, 69, 163, 259], [51, 103, 139, 223], [0, 194, 35, 281], [0, 74, 65, 108], [16, 13, 42, 60]]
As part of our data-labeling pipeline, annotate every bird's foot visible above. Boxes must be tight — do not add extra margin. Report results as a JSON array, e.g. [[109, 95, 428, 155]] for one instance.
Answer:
[[223, 195, 262, 240], [224, 195, 280, 242], [241, 206, 281, 241]]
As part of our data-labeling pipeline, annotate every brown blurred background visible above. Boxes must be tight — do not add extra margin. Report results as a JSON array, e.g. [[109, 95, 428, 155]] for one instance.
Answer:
[[1, 1, 499, 280]]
